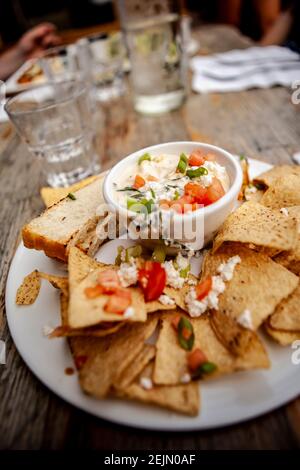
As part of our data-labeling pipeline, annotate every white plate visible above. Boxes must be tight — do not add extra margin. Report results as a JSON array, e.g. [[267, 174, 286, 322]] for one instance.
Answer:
[[5, 158, 300, 431], [5, 59, 46, 95]]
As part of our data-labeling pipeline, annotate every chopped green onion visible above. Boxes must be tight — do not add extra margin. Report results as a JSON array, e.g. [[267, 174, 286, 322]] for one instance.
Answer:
[[150, 188, 156, 199], [180, 264, 191, 278], [127, 197, 154, 214], [187, 167, 208, 179], [174, 190, 180, 200], [176, 153, 188, 174], [178, 317, 195, 351], [152, 245, 166, 263], [115, 246, 125, 265], [117, 187, 141, 193], [138, 153, 151, 165], [127, 245, 143, 259], [192, 362, 217, 380], [67, 192, 76, 200]]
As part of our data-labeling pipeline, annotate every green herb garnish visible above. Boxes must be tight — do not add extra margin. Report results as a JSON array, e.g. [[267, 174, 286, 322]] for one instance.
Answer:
[[127, 245, 143, 259], [178, 317, 195, 351], [174, 189, 180, 200], [186, 167, 208, 179], [176, 153, 188, 174], [180, 264, 191, 278], [127, 197, 154, 214], [115, 246, 125, 266], [192, 362, 217, 380], [67, 193, 76, 200], [117, 187, 142, 193], [150, 188, 156, 199], [138, 153, 151, 165], [152, 245, 166, 263]]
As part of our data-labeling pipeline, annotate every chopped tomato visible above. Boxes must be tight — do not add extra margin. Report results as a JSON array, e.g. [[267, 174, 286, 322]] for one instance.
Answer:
[[159, 199, 171, 210], [133, 174, 146, 189], [188, 150, 206, 167], [98, 269, 120, 289], [187, 348, 208, 372], [84, 285, 104, 298], [184, 182, 207, 204], [138, 261, 166, 302], [195, 277, 212, 301], [147, 175, 158, 182], [171, 314, 181, 331], [182, 326, 193, 341], [104, 288, 131, 314], [205, 178, 225, 204], [169, 195, 195, 213], [205, 153, 216, 162]]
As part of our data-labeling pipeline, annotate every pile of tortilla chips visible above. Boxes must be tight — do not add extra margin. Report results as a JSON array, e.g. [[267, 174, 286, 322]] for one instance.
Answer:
[[16, 165, 300, 416]]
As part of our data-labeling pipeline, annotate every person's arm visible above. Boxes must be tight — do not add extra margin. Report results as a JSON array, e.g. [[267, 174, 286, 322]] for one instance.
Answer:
[[253, 0, 281, 36], [259, 9, 293, 46], [0, 23, 60, 80], [218, 0, 242, 26]]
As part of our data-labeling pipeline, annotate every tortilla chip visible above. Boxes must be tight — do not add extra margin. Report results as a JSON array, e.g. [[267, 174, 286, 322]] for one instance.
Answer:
[[265, 321, 300, 346], [253, 165, 300, 189], [213, 202, 298, 255], [118, 361, 200, 416], [269, 282, 300, 332], [146, 300, 176, 313], [154, 312, 269, 386], [68, 247, 147, 328], [163, 273, 198, 312], [39, 272, 68, 294], [245, 188, 265, 203], [116, 344, 156, 389], [16, 270, 41, 305], [261, 175, 300, 210], [210, 309, 254, 356], [40, 174, 102, 208], [202, 245, 298, 329], [275, 206, 300, 275], [76, 316, 159, 398]]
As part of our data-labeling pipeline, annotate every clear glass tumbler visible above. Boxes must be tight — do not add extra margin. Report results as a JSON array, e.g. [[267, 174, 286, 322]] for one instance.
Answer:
[[77, 32, 126, 102], [5, 81, 99, 187], [116, 0, 187, 114], [38, 45, 83, 84]]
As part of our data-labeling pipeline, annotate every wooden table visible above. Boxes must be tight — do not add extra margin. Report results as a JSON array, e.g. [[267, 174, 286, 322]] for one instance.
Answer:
[[0, 25, 300, 450]]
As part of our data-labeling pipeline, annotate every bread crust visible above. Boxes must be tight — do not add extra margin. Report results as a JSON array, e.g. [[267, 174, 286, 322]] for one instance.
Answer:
[[22, 225, 68, 261]]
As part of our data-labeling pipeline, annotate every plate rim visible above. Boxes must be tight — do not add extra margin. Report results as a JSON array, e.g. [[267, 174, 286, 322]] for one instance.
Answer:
[[5, 158, 300, 431]]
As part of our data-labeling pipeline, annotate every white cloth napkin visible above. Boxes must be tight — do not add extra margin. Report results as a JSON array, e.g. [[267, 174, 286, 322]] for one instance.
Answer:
[[191, 46, 300, 93]]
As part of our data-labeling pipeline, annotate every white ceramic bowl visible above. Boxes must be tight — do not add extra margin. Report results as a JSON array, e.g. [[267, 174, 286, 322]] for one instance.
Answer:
[[103, 142, 243, 251]]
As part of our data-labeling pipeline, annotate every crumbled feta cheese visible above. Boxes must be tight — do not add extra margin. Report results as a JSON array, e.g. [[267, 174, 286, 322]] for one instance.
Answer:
[[237, 309, 254, 330], [185, 256, 241, 318], [118, 261, 138, 287], [124, 307, 135, 319], [217, 256, 241, 282], [187, 278, 197, 286], [140, 377, 153, 390], [42, 325, 55, 337], [280, 207, 289, 217], [180, 373, 191, 384], [164, 260, 185, 289], [200, 173, 213, 187], [159, 294, 176, 306], [176, 252, 190, 270]]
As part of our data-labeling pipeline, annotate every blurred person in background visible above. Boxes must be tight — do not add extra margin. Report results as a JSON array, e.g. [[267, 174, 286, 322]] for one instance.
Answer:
[[218, 0, 281, 40], [0, 23, 61, 80], [260, 0, 300, 52]]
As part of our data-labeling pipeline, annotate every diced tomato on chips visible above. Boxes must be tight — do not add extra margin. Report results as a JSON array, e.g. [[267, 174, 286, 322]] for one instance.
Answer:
[[84, 285, 104, 298], [187, 348, 208, 372], [104, 287, 132, 314], [138, 261, 166, 301], [195, 277, 212, 301]]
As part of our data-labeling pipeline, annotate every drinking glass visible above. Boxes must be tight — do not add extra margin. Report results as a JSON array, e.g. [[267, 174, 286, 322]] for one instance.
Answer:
[[116, 0, 187, 114], [38, 45, 83, 83], [5, 81, 99, 187], [77, 32, 126, 102]]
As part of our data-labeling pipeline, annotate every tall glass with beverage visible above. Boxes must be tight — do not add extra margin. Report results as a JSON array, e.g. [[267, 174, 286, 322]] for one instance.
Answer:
[[116, 0, 187, 114]]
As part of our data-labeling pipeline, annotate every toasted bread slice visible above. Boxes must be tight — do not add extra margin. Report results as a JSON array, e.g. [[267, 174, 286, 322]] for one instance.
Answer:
[[22, 175, 109, 261]]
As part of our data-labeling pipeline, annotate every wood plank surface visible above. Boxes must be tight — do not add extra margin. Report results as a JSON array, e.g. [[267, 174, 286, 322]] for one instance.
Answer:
[[0, 25, 299, 450]]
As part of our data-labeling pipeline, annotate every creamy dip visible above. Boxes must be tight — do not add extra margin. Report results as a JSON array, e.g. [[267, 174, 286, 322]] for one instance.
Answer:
[[113, 151, 230, 214]]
